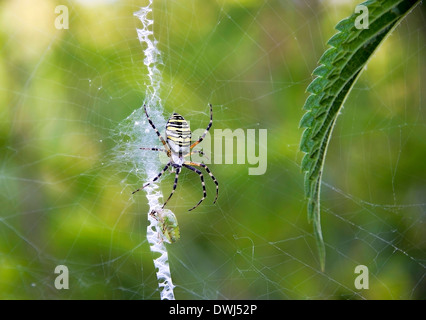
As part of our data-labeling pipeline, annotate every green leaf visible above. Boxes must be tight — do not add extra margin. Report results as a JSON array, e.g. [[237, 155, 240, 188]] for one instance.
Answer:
[[299, 0, 421, 271]]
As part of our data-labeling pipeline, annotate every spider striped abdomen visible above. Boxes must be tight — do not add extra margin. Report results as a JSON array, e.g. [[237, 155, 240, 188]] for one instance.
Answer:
[[166, 113, 191, 155]]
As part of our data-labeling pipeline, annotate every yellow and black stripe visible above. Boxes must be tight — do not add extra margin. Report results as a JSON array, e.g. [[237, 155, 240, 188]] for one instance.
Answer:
[[166, 113, 191, 152]]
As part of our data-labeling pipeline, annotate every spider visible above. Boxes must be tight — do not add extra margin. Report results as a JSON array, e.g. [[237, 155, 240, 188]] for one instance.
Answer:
[[132, 104, 219, 211]]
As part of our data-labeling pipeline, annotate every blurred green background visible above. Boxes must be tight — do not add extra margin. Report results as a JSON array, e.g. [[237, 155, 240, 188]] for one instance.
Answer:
[[0, 0, 425, 299]]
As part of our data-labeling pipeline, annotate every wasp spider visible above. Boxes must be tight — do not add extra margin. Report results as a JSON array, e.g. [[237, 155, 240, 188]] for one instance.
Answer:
[[133, 104, 219, 211]]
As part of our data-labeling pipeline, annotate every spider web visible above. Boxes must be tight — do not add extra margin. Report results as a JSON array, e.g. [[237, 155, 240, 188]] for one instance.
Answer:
[[0, 0, 425, 299]]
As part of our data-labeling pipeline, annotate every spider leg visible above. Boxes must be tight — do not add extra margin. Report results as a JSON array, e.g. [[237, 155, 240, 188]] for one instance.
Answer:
[[184, 161, 218, 204], [182, 164, 207, 211], [184, 150, 209, 160], [144, 104, 171, 154], [190, 104, 213, 149], [162, 166, 181, 209], [140, 147, 166, 152], [132, 162, 171, 194]]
